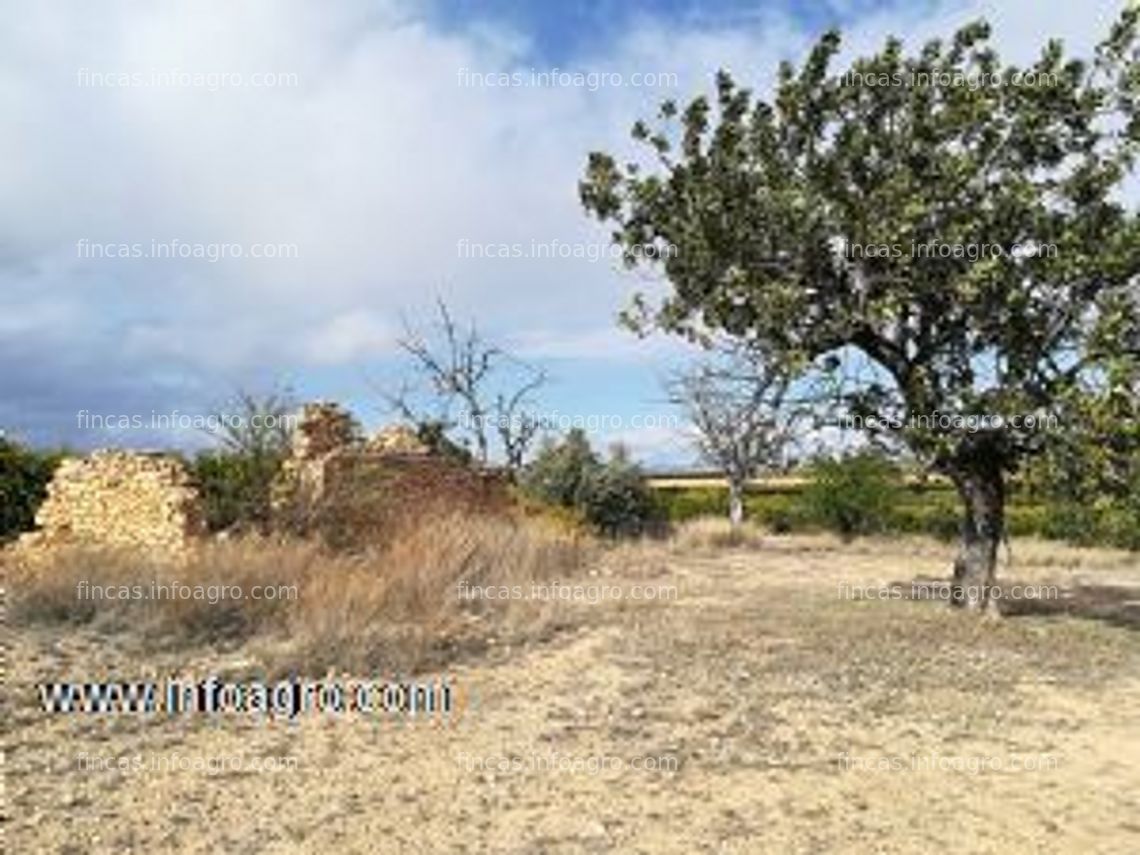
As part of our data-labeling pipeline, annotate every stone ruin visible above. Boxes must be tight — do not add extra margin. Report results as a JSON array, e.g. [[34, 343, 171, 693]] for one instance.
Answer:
[[8, 401, 486, 563], [270, 401, 432, 514], [270, 403, 506, 545], [13, 450, 206, 563]]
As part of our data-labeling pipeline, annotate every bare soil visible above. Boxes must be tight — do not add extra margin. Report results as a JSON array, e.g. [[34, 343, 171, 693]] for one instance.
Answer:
[[6, 534, 1140, 853]]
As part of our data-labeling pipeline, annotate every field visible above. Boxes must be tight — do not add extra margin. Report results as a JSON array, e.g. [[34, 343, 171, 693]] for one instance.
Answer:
[[7, 524, 1140, 853]]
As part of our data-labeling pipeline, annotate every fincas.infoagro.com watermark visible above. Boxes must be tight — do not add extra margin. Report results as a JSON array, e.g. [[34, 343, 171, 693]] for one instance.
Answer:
[[837, 580, 1059, 602], [457, 580, 679, 603], [457, 238, 677, 262], [454, 751, 678, 775], [838, 752, 1060, 774], [75, 409, 299, 433], [456, 67, 678, 90], [841, 412, 1060, 433]]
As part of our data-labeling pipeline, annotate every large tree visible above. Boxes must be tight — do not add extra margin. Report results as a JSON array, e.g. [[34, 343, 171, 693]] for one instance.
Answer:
[[581, 13, 1140, 610]]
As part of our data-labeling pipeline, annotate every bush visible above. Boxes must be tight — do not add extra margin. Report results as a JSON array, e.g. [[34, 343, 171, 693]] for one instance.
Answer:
[[582, 452, 662, 537], [519, 430, 662, 537], [654, 487, 728, 521], [797, 452, 905, 538], [190, 449, 285, 533], [0, 438, 63, 542], [519, 429, 599, 508], [1041, 499, 1140, 551]]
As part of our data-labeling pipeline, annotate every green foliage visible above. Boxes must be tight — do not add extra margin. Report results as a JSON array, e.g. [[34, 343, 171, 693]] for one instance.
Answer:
[[653, 479, 1135, 548], [799, 453, 905, 538], [581, 450, 662, 537], [655, 486, 730, 521], [190, 450, 285, 533], [582, 11, 1140, 542], [519, 430, 661, 537], [191, 388, 295, 533], [0, 438, 63, 541], [1024, 355, 1140, 550], [519, 429, 600, 508]]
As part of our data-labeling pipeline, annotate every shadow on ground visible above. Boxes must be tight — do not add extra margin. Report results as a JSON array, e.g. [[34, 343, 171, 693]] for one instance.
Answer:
[[898, 576, 1140, 631]]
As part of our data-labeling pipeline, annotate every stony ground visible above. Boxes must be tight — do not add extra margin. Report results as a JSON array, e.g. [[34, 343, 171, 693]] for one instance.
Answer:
[[6, 534, 1140, 853]]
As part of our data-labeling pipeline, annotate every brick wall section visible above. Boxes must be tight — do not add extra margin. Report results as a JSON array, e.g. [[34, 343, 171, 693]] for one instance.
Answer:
[[15, 450, 205, 561]]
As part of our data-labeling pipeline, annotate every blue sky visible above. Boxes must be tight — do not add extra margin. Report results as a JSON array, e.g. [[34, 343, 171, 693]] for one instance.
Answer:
[[428, 0, 912, 61], [0, 0, 1129, 466]]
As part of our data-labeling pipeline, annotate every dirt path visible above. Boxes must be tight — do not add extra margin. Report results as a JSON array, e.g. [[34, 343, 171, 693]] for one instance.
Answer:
[[7, 536, 1140, 853]]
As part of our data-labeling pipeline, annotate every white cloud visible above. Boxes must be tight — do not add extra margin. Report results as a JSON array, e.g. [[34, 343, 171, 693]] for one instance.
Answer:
[[0, 0, 1131, 444], [302, 310, 395, 365], [509, 326, 687, 362]]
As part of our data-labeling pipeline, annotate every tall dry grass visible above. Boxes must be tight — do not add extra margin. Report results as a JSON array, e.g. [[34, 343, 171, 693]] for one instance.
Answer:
[[8, 512, 588, 675], [671, 516, 772, 552]]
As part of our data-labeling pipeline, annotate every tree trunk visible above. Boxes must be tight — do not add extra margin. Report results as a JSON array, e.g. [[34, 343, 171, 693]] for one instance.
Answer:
[[950, 466, 1005, 612], [728, 478, 744, 530]]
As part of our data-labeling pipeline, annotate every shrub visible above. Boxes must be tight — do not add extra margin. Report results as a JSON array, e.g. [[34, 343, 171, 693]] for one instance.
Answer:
[[797, 452, 905, 538], [191, 449, 285, 533], [519, 430, 661, 537], [655, 486, 728, 521], [1041, 499, 1140, 551], [519, 429, 599, 508], [0, 438, 63, 542], [581, 452, 662, 537]]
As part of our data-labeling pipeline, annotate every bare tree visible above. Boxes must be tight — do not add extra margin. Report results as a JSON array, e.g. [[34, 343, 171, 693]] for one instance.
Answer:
[[494, 377, 546, 470], [669, 349, 794, 528], [384, 299, 547, 470], [207, 387, 296, 458]]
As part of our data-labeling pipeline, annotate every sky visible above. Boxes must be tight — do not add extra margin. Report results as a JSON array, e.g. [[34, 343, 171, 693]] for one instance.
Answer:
[[0, 0, 1132, 467]]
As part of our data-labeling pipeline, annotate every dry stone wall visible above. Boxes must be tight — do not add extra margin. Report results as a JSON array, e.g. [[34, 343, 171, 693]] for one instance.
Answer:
[[10, 401, 448, 563], [272, 403, 433, 511], [15, 450, 205, 561]]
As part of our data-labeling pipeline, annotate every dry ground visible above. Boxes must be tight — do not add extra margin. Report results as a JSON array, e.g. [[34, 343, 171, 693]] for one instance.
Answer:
[[6, 529, 1140, 853]]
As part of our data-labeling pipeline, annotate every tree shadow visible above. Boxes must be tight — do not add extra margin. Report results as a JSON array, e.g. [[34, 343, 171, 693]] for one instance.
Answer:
[[998, 583, 1140, 631], [898, 577, 1140, 632]]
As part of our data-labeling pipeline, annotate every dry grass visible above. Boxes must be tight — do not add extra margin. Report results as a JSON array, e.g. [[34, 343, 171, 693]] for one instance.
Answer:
[[670, 515, 781, 552], [7, 529, 1140, 852], [8, 512, 588, 675], [273, 512, 589, 674]]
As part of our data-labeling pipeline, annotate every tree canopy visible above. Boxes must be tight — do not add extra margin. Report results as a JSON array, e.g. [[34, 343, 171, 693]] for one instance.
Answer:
[[580, 10, 1140, 608]]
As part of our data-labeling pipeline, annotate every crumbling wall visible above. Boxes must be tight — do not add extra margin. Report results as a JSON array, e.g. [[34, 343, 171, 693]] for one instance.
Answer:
[[270, 402, 499, 544], [15, 450, 205, 560], [365, 424, 431, 456], [272, 402, 360, 513], [291, 401, 357, 460]]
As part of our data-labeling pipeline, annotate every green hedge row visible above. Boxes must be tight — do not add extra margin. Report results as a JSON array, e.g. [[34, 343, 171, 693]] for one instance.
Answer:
[[654, 483, 1136, 549]]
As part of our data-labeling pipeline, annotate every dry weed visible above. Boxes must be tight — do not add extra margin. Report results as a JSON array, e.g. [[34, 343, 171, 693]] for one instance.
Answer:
[[9, 513, 589, 675]]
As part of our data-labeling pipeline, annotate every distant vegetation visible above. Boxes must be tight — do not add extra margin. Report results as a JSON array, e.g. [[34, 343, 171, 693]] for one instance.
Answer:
[[652, 450, 1138, 550], [0, 438, 63, 542]]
